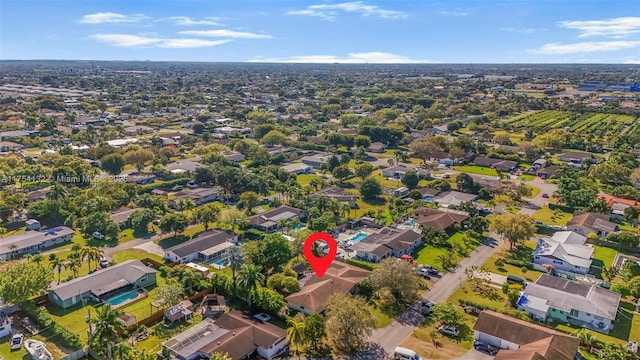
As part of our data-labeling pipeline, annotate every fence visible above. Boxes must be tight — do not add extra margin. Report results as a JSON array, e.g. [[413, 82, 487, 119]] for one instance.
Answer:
[[126, 288, 214, 330], [585, 238, 640, 255], [61, 349, 86, 360]]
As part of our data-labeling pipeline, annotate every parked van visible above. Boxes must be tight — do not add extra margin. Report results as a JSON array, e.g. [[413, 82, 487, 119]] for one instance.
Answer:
[[394, 346, 421, 360], [507, 275, 526, 286]]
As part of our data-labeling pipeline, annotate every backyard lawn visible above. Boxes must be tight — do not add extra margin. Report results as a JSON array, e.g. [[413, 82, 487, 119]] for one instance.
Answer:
[[296, 173, 321, 186], [0, 331, 69, 360], [453, 165, 498, 177], [412, 232, 479, 270], [533, 206, 572, 226]]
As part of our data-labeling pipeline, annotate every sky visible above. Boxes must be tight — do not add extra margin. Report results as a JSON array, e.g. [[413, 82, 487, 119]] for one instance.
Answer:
[[1, 0, 639, 63]]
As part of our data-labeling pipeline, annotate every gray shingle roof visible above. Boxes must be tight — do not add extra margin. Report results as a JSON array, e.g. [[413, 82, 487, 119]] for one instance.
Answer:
[[165, 230, 237, 258]]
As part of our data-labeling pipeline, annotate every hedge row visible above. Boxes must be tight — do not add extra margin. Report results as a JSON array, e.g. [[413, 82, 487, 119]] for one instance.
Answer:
[[139, 178, 189, 193], [457, 299, 531, 322], [22, 301, 84, 350], [345, 258, 376, 271]]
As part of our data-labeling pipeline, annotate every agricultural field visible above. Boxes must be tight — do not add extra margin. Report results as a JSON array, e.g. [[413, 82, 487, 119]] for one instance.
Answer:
[[505, 110, 637, 140]]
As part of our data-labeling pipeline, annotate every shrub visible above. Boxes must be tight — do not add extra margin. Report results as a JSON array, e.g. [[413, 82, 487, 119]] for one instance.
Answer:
[[22, 302, 83, 350], [345, 258, 376, 271], [158, 266, 171, 277]]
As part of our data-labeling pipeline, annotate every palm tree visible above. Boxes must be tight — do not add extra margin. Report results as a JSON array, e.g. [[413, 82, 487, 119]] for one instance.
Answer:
[[209, 353, 232, 360], [287, 316, 308, 359], [180, 269, 203, 295], [65, 253, 82, 278], [50, 256, 64, 284], [112, 340, 134, 360], [339, 202, 352, 219], [46, 183, 67, 201], [81, 246, 103, 273], [237, 263, 264, 308], [574, 328, 596, 352], [71, 243, 82, 257], [89, 304, 125, 359], [8, 244, 18, 259], [224, 246, 244, 294], [31, 254, 43, 264]]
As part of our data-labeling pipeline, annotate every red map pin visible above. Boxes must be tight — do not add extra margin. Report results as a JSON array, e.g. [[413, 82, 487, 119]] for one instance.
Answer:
[[303, 232, 337, 278]]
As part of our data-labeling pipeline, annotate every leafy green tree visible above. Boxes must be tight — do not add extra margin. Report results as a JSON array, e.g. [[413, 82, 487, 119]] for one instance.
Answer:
[[490, 214, 536, 251], [237, 263, 265, 308], [456, 173, 477, 194], [354, 135, 371, 148], [80, 246, 103, 273], [623, 206, 640, 225], [610, 283, 630, 299], [209, 352, 233, 360], [124, 149, 154, 171], [369, 258, 422, 305], [243, 233, 293, 274], [101, 153, 125, 175], [251, 286, 286, 314], [355, 163, 374, 180], [410, 137, 439, 164], [430, 302, 466, 328], [627, 276, 640, 299], [332, 165, 352, 185], [304, 313, 327, 352], [401, 171, 420, 189], [325, 293, 375, 354], [129, 209, 155, 235], [152, 279, 185, 307], [261, 130, 288, 145], [429, 179, 451, 191], [0, 261, 53, 305], [601, 266, 619, 283], [220, 208, 248, 231], [467, 215, 489, 234], [620, 259, 640, 281], [360, 177, 382, 199], [287, 314, 308, 358], [238, 191, 260, 214], [158, 212, 189, 237], [598, 342, 626, 360], [267, 273, 300, 295], [193, 202, 222, 231]]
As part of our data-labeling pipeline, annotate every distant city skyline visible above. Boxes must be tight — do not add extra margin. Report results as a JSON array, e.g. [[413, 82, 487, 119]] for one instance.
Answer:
[[1, 0, 638, 63]]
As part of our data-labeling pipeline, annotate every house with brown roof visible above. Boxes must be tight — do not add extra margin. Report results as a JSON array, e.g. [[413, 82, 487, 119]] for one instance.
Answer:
[[285, 262, 370, 315], [162, 311, 287, 360], [109, 207, 143, 228], [474, 310, 580, 360], [367, 142, 387, 153], [557, 152, 596, 165], [474, 156, 518, 172], [413, 207, 469, 231], [536, 165, 560, 179], [567, 211, 618, 237], [247, 205, 304, 232], [351, 227, 423, 262], [0, 141, 23, 152]]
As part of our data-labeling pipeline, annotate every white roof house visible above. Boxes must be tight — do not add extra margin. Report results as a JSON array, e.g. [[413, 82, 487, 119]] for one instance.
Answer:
[[106, 138, 138, 148], [533, 238, 594, 275], [551, 231, 587, 245]]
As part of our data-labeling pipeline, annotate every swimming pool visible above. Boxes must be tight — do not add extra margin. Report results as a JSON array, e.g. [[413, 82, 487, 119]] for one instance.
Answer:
[[213, 259, 225, 266], [405, 219, 417, 226], [106, 290, 139, 306], [350, 232, 369, 244]]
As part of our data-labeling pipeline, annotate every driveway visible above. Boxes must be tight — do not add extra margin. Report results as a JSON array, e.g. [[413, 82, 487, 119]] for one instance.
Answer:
[[517, 178, 557, 216], [134, 241, 164, 257], [456, 348, 495, 360], [358, 235, 502, 358]]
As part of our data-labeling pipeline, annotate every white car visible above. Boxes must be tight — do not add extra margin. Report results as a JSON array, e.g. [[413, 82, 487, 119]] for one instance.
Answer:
[[11, 333, 23, 350], [92, 231, 105, 239], [438, 325, 460, 337], [253, 313, 272, 323]]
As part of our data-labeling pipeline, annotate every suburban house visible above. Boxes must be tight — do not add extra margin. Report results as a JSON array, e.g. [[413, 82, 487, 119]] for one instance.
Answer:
[[25, 218, 41, 230], [126, 172, 156, 185], [518, 274, 621, 333], [309, 187, 357, 206], [567, 212, 618, 237], [367, 142, 387, 153], [474, 310, 580, 360], [110, 207, 143, 228], [597, 193, 640, 222], [557, 152, 596, 165], [48, 260, 157, 309], [432, 125, 449, 135], [169, 188, 219, 209], [419, 188, 440, 201], [474, 156, 518, 172], [352, 227, 422, 262], [286, 262, 370, 315], [382, 164, 408, 178], [222, 151, 245, 162], [533, 158, 548, 169], [393, 187, 410, 197], [247, 205, 304, 232], [433, 190, 479, 208], [162, 311, 288, 360], [165, 160, 205, 174], [164, 229, 238, 264], [281, 163, 314, 174], [429, 151, 457, 166], [473, 177, 502, 192], [532, 238, 594, 275], [0, 226, 74, 261], [164, 300, 194, 323], [537, 165, 560, 179], [0, 141, 23, 152], [301, 153, 332, 168], [550, 231, 587, 245], [413, 207, 469, 231]]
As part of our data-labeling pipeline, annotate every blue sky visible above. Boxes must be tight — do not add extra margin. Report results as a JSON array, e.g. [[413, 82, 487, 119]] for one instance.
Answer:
[[1, 0, 639, 63]]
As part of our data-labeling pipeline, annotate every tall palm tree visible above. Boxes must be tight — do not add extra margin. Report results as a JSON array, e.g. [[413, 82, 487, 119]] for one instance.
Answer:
[[71, 243, 82, 257], [81, 246, 104, 273], [339, 202, 352, 219], [180, 269, 203, 295], [89, 304, 125, 359], [237, 263, 264, 308], [31, 254, 43, 264], [287, 316, 308, 359], [50, 256, 64, 284], [111, 340, 134, 360], [224, 246, 244, 294], [46, 183, 67, 201], [65, 253, 82, 278]]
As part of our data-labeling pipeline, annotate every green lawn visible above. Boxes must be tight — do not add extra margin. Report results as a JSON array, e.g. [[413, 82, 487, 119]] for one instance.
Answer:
[[591, 246, 619, 271], [532, 206, 572, 226], [453, 165, 498, 177], [296, 173, 321, 186], [524, 184, 541, 198], [518, 175, 536, 181], [412, 232, 478, 270], [0, 329, 69, 360]]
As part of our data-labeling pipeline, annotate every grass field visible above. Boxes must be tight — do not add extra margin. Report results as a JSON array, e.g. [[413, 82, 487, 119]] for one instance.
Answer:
[[412, 232, 478, 270], [532, 206, 572, 226], [296, 173, 321, 186], [453, 165, 498, 177]]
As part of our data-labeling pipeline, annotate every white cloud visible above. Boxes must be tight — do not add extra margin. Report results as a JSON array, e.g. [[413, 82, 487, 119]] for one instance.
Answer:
[[248, 52, 435, 63], [157, 39, 232, 48], [558, 17, 640, 38], [535, 41, 640, 54], [178, 29, 272, 39], [625, 59, 640, 64], [80, 12, 146, 24], [438, 10, 469, 17], [166, 16, 224, 26], [89, 33, 232, 48], [501, 27, 541, 34], [286, 2, 407, 21]]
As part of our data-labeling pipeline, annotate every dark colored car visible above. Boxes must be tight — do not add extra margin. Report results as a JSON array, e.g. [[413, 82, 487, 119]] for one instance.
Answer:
[[474, 341, 498, 355], [463, 306, 480, 316], [507, 275, 527, 286]]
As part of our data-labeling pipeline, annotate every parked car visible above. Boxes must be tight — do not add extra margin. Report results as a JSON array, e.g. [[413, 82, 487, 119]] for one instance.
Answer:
[[11, 333, 23, 350], [507, 275, 527, 286], [427, 268, 439, 275], [474, 341, 498, 355], [438, 325, 459, 337], [422, 300, 436, 308], [92, 231, 105, 240], [542, 193, 549, 198], [421, 305, 431, 316], [463, 306, 480, 316], [253, 313, 272, 323]]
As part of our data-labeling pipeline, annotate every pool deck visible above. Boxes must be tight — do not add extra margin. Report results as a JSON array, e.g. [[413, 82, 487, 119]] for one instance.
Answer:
[[108, 289, 147, 309]]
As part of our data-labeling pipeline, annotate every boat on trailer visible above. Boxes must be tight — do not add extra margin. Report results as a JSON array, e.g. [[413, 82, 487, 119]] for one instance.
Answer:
[[24, 339, 53, 360]]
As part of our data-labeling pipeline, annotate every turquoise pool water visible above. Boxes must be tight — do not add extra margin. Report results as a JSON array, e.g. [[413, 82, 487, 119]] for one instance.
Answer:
[[106, 291, 138, 306], [213, 259, 225, 266], [405, 219, 417, 226], [350, 232, 368, 243]]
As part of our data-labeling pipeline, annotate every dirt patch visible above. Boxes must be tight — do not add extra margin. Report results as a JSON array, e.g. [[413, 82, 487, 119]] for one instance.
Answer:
[[400, 333, 468, 360]]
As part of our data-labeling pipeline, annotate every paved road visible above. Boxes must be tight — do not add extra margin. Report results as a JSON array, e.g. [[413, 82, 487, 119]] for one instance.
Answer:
[[359, 235, 502, 358], [518, 177, 558, 216]]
